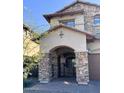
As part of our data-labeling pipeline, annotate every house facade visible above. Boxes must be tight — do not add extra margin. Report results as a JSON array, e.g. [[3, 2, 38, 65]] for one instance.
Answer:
[[39, 1, 100, 84]]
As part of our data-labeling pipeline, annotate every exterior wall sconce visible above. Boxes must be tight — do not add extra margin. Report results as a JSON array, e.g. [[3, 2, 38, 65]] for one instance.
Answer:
[[59, 31, 64, 38]]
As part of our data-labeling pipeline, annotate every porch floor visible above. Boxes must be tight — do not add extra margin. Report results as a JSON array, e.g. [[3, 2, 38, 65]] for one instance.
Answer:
[[24, 78, 100, 93]]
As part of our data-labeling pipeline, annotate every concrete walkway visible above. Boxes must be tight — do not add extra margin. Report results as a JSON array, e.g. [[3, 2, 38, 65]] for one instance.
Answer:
[[24, 78, 100, 93]]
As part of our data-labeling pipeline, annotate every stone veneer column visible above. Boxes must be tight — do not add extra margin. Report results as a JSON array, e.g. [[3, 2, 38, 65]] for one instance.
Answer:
[[39, 53, 51, 83], [50, 52, 58, 78], [75, 52, 89, 84]]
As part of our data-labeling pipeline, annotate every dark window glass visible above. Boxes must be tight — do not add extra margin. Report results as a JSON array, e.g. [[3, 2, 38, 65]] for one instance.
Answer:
[[94, 15, 100, 26], [59, 19, 75, 27]]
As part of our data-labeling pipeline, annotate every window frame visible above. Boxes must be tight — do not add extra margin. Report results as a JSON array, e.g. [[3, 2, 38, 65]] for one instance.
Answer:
[[59, 19, 75, 27], [93, 14, 100, 26]]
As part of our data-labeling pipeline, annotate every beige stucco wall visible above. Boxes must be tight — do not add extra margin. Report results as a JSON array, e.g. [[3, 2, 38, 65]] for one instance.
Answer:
[[87, 40, 100, 54], [50, 14, 84, 31], [40, 27, 87, 53]]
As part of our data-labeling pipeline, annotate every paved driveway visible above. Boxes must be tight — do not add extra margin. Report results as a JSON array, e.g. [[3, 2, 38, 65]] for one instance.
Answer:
[[24, 78, 100, 93]]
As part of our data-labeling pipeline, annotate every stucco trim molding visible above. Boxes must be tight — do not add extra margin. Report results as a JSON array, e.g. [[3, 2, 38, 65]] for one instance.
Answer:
[[47, 24, 94, 38]]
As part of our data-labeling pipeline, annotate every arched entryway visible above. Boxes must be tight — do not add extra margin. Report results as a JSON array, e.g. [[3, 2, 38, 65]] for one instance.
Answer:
[[49, 46, 76, 79], [39, 45, 89, 84]]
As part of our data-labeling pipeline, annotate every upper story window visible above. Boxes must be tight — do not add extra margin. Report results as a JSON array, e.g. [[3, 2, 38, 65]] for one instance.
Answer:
[[59, 19, 75, 27], [95, 30, 100, 38], [93, 14, 100, 26]]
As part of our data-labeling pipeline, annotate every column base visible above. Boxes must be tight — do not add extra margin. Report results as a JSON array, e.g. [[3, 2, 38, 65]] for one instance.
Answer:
[[77, 81, 89, 85], [39, 80, 49, 83]]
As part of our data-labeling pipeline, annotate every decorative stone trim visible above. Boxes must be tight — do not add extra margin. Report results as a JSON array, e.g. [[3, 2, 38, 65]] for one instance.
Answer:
[[39, 52, 89, 84], [49, 52, 58, 78], [39, 53, 51, 83], [75, 52, 89, 84]]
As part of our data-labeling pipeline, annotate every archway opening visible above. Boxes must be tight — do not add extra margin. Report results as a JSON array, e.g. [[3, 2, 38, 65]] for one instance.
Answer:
[[49, 46, 76, 80]]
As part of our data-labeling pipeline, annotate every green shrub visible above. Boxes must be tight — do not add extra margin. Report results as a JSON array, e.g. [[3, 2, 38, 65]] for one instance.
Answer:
[[23, 56, 38, 80]]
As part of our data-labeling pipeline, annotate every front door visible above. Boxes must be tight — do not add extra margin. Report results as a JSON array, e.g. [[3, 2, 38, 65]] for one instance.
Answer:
[[64, 57, 76, 77], [58, 56, 76, 77]]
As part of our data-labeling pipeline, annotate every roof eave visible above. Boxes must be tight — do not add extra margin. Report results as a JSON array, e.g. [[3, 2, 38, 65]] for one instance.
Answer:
[[43, 15, 51, 23], [45, 24, 94, 39], [43, 10, 84, 23], [56, 1, 100, 13]]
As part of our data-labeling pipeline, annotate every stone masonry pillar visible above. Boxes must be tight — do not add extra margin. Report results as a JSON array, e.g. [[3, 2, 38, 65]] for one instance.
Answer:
[[39, 53, 51, 83], [49, 52, 58, 78], [75, 52, 89, 84]]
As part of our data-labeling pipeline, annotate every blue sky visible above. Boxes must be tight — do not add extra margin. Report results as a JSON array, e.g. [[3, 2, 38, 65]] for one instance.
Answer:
[[23, 0, 100, 33]]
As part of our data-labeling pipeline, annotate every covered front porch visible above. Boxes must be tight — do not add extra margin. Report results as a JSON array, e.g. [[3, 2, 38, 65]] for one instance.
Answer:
[[39, 46, 89, 84]]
